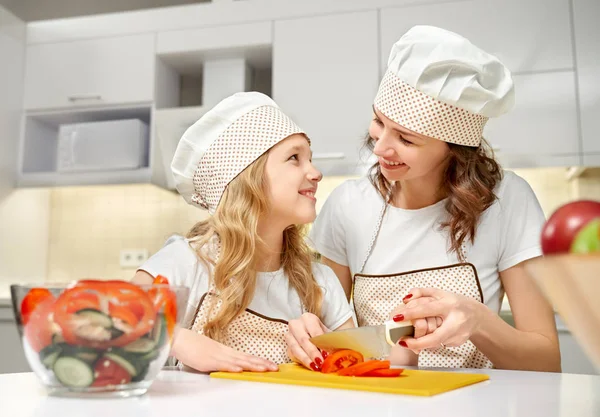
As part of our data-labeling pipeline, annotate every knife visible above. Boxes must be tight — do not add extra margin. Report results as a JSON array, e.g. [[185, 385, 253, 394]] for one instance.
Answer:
[[310, 320, 415, 359]]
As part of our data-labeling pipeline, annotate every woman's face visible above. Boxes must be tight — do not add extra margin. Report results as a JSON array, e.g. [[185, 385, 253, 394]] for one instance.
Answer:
[[264, 134, 322, 226], [369, 107, 450, 183]]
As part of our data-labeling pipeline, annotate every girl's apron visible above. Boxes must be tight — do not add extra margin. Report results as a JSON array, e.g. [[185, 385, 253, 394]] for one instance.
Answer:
[[352, 191, 493, 369]]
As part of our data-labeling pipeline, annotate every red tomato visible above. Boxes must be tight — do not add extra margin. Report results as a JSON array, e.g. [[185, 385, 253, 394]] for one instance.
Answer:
[[362, 368, 404, 377], [336, 360, 391, 377], [20, 288, 53, 325], [541, 200, 600, 254], [23, 296, 56, 352], [320, 349, 364, 373], [91, 358, 132, 387]]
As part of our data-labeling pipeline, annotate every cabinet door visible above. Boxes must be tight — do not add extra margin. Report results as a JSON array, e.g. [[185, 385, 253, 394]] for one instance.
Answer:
[[484, 72, 581, 168], [573, 0, 600, 157], [380, 0, 573, 75], [273, 11, 379, 176], [24, 34, 155, 110]]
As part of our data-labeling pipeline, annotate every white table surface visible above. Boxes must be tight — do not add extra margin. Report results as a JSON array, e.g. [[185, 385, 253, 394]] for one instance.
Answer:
[[1, 367, 599, 417]]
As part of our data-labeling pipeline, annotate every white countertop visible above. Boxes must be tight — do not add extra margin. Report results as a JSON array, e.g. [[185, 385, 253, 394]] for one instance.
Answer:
[[1, 367, 599, 417]]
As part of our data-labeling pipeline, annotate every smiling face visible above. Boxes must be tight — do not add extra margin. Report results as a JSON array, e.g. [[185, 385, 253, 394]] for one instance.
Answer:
[[263, 134, 322, 226], [369, 107, 450, 184]]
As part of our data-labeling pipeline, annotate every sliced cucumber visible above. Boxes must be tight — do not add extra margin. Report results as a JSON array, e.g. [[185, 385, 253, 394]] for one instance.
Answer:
[[151, 314, 167, 348], [52, 333, 65, 344], [53, 356, 94, 388], [123, 338, 156, 355], [40, 344, 62, 369], [131, 364, 149, 383], [104, 352, 138, 377], [109, 328, 124, 339], [75, 309, 113, 328]]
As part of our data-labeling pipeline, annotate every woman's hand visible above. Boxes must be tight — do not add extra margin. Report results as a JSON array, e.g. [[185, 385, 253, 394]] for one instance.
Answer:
[[393, 288, 484, 351], [172, 327, 278, 373], [389, 295, 442, 353], [285, 313, 329, 371]]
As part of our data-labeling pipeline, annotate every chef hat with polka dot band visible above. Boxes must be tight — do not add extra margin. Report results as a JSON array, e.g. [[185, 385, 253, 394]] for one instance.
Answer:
[[374, 25, 515, 147], [171, 92, 305, 214]]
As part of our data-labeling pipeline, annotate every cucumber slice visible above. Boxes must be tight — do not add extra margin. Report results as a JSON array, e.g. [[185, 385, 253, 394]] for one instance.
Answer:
[[57, 344, 100, 364], [123, 338, 156, 355], [52, 333, 65, 344], [75, 309, 112, 328], [40, 344, 62, 369], [109, 328, 124, 339], [104, 352, 138, 377], [151, 315, 167, 348], [131, 364, 149, 383], [53, 356, 94, 388]]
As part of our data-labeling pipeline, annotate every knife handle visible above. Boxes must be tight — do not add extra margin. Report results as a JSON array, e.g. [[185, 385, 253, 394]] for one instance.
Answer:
[[384, 320, 415, 346]]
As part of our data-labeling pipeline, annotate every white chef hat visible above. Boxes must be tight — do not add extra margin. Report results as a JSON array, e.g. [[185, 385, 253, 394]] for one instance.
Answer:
[[374, 25, 515, 147], [171, 91, 305, 214]]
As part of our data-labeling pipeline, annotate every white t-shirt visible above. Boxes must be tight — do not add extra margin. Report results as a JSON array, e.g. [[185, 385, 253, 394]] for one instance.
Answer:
[[139, 235, 352, 331], [308, 171, 545, 313]]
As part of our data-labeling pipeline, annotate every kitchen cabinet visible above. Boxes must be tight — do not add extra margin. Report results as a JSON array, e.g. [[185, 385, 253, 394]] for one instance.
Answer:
[[0, 6, 25, 201], [24, 34, 155, 111], [273, 11, 380, 176], [572, 0, 600, 157], [379, 0, 574, 75]]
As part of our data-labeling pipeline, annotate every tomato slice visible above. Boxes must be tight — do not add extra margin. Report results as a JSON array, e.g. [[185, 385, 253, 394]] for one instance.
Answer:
[[320, 349, 364, 373], [362, 368, 404, 377], [91, 357, 132, 387], [336, 360, 391, 377], [23, 296, 56, 352], [20, 288, 54, 325]]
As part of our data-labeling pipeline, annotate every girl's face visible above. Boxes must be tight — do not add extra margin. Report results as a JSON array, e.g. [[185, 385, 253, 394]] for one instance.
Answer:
[[264, 134, 322, 226], [369, 107, 450, 183]]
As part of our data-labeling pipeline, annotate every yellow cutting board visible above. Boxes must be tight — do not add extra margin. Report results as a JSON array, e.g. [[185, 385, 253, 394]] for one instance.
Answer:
[[211, 363, 489, 396]]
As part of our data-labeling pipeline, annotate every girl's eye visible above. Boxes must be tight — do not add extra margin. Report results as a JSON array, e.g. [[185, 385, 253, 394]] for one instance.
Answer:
[[288, 154, 299, 161], [400, 138, 413, 146]]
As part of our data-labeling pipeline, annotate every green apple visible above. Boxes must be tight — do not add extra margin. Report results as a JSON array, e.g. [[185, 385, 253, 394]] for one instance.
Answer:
[[570, 219, 600, 254]]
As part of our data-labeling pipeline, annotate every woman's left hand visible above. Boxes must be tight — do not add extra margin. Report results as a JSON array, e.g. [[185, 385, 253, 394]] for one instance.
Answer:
[[395, 288, 484, 351]]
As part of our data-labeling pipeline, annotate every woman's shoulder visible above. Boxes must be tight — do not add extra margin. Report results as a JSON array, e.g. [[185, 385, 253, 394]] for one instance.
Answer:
[[494, 170, 539, 207]]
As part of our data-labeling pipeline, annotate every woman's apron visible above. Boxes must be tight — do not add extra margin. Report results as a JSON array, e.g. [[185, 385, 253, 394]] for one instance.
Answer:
[[352, 192, 493, 369], [183, 236, 292, 366]]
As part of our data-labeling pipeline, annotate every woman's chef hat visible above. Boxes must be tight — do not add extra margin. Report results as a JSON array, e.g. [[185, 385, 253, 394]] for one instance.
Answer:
[[171, 91, 305, 214], [374, 25, 515, 147]]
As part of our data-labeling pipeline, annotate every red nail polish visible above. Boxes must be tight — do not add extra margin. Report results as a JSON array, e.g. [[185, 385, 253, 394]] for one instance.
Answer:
[[403, 294, 413, 301], [315, 357, 323, 367], [399, 341, 408, 348], [322, 351, 329, 359], [310, 362, 319, 372], [393, 314, 405, 322]]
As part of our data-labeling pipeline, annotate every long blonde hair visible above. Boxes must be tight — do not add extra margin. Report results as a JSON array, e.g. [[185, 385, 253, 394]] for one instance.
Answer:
[[186, 152, 323, 342]]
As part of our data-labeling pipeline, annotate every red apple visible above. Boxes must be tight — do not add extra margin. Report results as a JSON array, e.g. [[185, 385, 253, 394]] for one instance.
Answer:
[[541, 200, 600, 254]]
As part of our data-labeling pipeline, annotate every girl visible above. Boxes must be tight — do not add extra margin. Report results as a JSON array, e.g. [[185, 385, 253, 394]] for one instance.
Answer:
[[133, 92, 353, 373], [286, 25, 561, 372]]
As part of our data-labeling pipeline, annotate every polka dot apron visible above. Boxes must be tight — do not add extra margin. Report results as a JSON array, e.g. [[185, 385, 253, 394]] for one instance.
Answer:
[[352, 191, 493, 369]]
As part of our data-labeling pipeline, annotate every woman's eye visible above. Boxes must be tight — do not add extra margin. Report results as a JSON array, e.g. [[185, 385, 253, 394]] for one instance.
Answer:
[[373, 118, 383, 126], [288, 154, 299, 161]]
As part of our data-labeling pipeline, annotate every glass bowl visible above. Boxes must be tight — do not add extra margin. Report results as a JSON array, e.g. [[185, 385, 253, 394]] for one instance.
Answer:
[[10, 279, 190, 398]]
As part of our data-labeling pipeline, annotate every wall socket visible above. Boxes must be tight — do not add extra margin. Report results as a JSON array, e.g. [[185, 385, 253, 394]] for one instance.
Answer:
[[119, 249, 149, 268]]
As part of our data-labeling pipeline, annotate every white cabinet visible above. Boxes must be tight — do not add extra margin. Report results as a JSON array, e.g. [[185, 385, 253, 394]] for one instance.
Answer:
[[572, 0, 600, 161], [0, 6, 25, 201], [24, 34, 155, 111], [273, 11, 379, 176], [380, 0, 573, 75], [484, 72, 581, 168]]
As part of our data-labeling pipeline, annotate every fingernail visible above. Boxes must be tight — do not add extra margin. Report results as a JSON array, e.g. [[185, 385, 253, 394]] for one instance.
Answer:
[[322, 351, 329, 359], [399, 341, 408, 348], [310, 362, 319, 372], [315, 357, 323, 367], [403, 294, 413, 302], [393, 314, 405, 322]]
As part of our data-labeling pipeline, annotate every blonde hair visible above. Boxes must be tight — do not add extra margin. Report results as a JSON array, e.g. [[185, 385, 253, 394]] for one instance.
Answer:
[[186, 152, 323, 342]]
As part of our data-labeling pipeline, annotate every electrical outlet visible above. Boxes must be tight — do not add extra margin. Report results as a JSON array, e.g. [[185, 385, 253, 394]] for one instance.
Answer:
[[119, 249, 149, 268]]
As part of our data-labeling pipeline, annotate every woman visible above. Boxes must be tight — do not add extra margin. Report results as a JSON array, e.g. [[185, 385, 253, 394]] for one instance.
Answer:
[[285, 26, 561, 372]]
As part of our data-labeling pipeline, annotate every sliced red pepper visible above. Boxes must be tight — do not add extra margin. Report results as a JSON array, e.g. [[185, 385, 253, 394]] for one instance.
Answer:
[[320, 349, 364, 373], [362, 368, 404, 377], [53, 280, 156, 349], [336, 360, 391, 377], [148, 275, 177, 338], [152, 275, 170, 285], [23, 296, 56, 352], [20, 288, 54, 325], [63, 291, 100, 314]]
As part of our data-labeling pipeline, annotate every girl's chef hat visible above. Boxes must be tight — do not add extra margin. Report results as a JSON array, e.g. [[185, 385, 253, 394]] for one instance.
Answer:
[[374, 25, 515, 147], [171, 92, 305, 213]]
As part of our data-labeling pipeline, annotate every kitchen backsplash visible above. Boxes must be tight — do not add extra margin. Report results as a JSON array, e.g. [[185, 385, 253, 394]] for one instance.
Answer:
[[1, 167, 599, 297]]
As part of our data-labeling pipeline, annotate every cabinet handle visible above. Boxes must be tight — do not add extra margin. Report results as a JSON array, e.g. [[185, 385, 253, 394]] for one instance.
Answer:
[[312, 152, 346, 160], [68, 95, 102, 102]]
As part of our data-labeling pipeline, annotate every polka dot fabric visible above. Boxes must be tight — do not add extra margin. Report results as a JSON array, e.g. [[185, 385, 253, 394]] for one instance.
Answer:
[[191, 293, 291, 365], [190, 105, 304, 213], [374, 70, 488, 147], [353, 263, 493, 369]]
